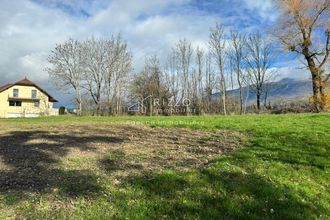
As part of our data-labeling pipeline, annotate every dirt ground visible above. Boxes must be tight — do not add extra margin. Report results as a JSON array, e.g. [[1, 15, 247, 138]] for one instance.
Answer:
[[0, 122, 244, 192]]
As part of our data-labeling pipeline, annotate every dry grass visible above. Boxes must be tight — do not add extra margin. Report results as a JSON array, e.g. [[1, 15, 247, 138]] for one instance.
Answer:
[[95, 124, 244, 178], [0, 122, 244, 193]]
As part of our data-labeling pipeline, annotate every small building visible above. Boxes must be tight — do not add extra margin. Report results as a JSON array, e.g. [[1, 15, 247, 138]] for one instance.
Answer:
[[0, 78, 58, 118]]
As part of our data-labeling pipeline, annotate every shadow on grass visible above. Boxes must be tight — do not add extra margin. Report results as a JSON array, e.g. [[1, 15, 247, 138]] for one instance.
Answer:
[[248, 131, 328, 170], [99, 149, 144, 172], [0, 130, 123, 197], [120, 169, 314, 219], [100, 127, 328, 219]]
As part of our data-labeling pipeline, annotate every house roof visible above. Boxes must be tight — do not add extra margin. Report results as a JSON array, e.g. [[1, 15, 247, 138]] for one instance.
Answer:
[[0, 78, 58, 102], [0, 84, 12, 93]]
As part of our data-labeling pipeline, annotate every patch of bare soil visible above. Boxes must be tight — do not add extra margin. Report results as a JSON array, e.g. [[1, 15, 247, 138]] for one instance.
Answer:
[[0, 123, 245, 191], [98, 124, 244, 174]]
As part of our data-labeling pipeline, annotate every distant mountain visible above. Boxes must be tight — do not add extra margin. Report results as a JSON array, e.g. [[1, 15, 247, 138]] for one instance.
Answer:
[[212, 78, 312, 103]]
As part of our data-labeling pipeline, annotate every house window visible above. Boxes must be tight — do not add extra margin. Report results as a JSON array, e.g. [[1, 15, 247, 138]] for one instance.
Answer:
[[32, 90, 37, 99], [9, 101, 22, 106], [34, 101, 40, 107], [13, 89, 19, 98]]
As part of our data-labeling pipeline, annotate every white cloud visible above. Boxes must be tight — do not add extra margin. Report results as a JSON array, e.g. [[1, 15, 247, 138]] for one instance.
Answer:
[[243, 0, 278, 21], [0, 0, 306, 106], [19, 52, 49, 81]]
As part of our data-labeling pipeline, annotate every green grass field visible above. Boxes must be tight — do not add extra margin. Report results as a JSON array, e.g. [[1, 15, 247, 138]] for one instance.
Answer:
[[0, 114, 329, 219]]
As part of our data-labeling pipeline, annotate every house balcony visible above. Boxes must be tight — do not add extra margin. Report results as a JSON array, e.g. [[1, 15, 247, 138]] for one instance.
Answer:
[[7, 94, 41, 102]]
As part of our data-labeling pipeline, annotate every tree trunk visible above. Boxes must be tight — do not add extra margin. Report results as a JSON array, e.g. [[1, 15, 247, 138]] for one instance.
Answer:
[[306, 56, 322, 112], [239, 85, 243, 115], [256, 91, 261, 113], [221, 77, 227, 115], [244, 85, 250, 114], [264, 90, 268, 108], [149, 94, 153, 116], [312, 73, 321, 112], [76, 88, 82, 116], [79, 101, 82, 116], [96, 102, 101, 116], [237, 71, 243, 114], [319, 76, 328, 112]]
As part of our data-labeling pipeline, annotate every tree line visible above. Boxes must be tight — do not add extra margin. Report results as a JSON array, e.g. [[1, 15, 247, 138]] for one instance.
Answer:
[[47, 35, 132, 115], [130, 27, 276, 116], [47, 0, 330, 115]]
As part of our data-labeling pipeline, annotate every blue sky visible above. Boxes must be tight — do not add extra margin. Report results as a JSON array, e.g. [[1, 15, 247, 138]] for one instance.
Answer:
[[30, 0, 277, 30], [0, 0, 309, 107]]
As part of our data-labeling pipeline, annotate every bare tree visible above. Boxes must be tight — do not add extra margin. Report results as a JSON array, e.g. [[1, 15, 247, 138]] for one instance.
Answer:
[[164, 51, 179, 106], [103, 36, 117, 113], [112, 53, 132, 115], [228, 30, 246, 114], [81, 38, 108, 115], [276, 0, 330, 111], [209, 23, 227, 115], [174, 39, 193, 114], [196, 46, 204, 113], [48, 35, 132, 116], [204, 52, 216, 113], [47, 39, 84, 115], [175, 39, 193, 101], [104, 34, 132, 115], [245, 33, 276, 112], [131, 55, 169, 115]]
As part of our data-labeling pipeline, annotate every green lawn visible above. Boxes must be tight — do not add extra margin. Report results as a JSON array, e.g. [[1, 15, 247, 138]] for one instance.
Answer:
[[0, 114, 329, 219]]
